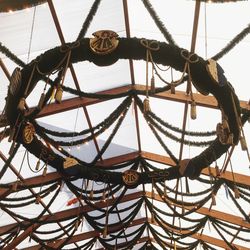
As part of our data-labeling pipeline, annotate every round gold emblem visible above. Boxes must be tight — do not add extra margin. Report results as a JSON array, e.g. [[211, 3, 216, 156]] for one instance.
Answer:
[[22, 123, 35, 144], [122, 170, 139, 186], [90, 30, 119, 55]]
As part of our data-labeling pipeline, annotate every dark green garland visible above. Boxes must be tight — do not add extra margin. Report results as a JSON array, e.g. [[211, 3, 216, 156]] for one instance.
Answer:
[[213, 22, 250, 61], [0, 143, 20, 179], [4, 37, 242, 187], [0, 42, 26, 67], [147, 108, 216, 137], [35, 96, 132, 146], [142, 0, 177, 46], [136, 96, 214, 147], [1, 182, 58, 202], [76, 0, 101, 41]]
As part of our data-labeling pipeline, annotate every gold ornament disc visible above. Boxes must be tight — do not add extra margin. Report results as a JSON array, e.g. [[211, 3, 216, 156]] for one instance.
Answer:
[[90, 30, 119, 55], [22, 123, 35, 144], [122, 170, 139, 186]]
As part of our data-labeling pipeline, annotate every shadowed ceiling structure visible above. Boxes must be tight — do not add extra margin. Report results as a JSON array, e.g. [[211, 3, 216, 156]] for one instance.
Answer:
[[0, 0, 250, 249]]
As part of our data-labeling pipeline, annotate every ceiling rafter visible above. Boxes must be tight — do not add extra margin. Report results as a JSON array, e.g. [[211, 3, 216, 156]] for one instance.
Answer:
[[1, 150, 249, 211], [171, 3, 201, 239], [47, 0, 102, 161], [0, 82, 247, 128], [1, 84, 249, 128]]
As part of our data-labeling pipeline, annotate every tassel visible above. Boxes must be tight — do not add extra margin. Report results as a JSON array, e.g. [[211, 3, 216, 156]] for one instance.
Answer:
[[37, 93, 45, 110], [211, 193, 216, 206], [102, 190, 106, 202], [163, 182, 167, 197], [222, 118, 229, 130], [35, 196, 41, 204], [103, 226, 108, 238], [74, 220, 79, 230], [60, 181, 64, 191], [190, 101, 197, 120], [143, 98, 150, 113], [182, 206, 185, 215], [80, 217, 84, 231], [90, 189, 94, 199], [224, 184, 229, 199], [55, 86, 63, 103], [151, 213, 155, 223], [215, 165, 220, 176], [227, 133, 234, 145], [12, 181, 18, 191], [8, 127, 16, 142], [8, 142, 16, 155], [17, 97, 26, 111], [50, 86, 56, 101], [150, 75, 155, 93], [240, 136, 247, 151], [35, 160, 40, 171], [152, 188, 155, 199], [234, 185, 240, 199], [42, 165, 47, 177], [185, 177, 190, 194], [171, 83, 175, 94], [174, 241, 177, 250]]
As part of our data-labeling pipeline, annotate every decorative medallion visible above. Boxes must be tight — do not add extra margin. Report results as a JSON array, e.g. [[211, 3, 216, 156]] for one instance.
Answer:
[[90, 30, 119, 55], [216, 122, 233, 145], [22, 123, 35, 144], [122, 170, 139, 186], [63, 157, 79, 169]]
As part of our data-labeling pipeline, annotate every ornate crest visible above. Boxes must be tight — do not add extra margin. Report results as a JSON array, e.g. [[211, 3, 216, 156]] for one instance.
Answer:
[[90, 30, 119, 55], [122, 170, 139, 186], [22, 123, 35, 144]]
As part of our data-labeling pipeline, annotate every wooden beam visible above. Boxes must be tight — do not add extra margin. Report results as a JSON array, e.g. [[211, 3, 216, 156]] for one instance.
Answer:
[[141, 151, 250, 187], [1, 85, 249, 127], [1, 150, 249, 206], [0, 151, 139, 199]]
